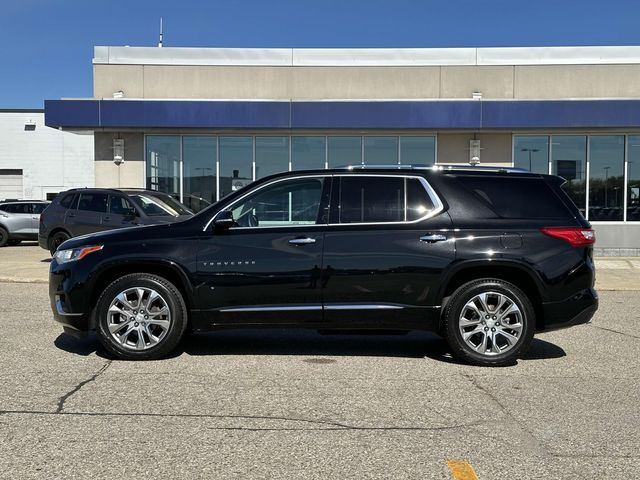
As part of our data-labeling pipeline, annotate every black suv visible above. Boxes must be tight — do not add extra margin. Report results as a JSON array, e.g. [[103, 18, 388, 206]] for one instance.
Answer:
[[39, 188, 193, 254], [48, 166, 597, 366]]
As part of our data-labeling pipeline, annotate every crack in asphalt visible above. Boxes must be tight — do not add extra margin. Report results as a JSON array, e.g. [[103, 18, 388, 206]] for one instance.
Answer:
[[588, 324, 640, 340], [0, 409, 479, 432], [56, 360, 112, 413], [462, 373, 546, 454]]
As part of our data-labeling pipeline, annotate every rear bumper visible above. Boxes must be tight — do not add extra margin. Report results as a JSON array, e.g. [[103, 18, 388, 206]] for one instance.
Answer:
[[540, 288, 598, 331]]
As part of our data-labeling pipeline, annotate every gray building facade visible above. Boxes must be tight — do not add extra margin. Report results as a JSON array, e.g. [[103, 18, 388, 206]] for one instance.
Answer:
[[45, 45, 640, 254]]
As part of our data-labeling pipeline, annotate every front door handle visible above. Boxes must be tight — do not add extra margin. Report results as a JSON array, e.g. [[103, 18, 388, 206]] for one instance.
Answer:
[[420, 234, 447, 243], [289, 237, 316, 245]]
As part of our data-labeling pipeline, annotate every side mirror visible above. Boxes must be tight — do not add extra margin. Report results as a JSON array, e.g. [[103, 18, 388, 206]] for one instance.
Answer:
[[214, 210, 235, 230]]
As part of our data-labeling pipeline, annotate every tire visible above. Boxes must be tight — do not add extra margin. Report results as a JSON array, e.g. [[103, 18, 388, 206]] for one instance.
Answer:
[[95, 273, 188, 360], [49, 231, 70, 255], [443, 279, 535, 367], [0, 227, 8, 247]]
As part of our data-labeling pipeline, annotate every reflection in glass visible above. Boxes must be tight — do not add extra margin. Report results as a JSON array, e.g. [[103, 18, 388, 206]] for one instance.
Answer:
[[514, 136, 549, 173], [292, 137, 326, 171], [627, 136, 640, 221], [400, 136, 435, 166], [219, 137, 253, 198], [255, 137, 289, 179], [328, 136, 361, 167], [552, 136, 587, 217], [146, 136, 181, 196], [588, 136, 624, 221], [230, 178, 324, 227], [182, 136, 216, 212], [364, 137, 398, 165]]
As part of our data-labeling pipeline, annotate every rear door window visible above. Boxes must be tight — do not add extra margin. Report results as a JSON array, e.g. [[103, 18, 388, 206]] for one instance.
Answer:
[[1, 203, 30, 214], [59, 193, 76, 209], [31, 203, 48, 214], [455, 176, 570, 219], [77, 193, 108, 213], [338, 175, 439, 224]]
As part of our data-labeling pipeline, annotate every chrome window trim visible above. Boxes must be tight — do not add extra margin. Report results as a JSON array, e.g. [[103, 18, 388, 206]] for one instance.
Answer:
[[203, 174, 329, 231], [331, 174, 444, 226], [202, 173, 445, 231]]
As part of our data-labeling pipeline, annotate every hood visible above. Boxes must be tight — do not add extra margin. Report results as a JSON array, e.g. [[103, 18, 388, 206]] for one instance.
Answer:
[[58, 223, 175, 251]]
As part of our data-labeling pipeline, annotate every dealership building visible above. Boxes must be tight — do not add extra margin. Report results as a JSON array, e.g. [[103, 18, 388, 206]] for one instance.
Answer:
[[44, 45, 640, 254]]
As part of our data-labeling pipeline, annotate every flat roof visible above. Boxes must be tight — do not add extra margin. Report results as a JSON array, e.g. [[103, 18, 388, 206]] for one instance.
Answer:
[[94, 45, 640, 67]]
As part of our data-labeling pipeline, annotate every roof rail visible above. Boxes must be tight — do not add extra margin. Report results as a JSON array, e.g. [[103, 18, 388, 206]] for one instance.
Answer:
[[341, 164, 529, 173]]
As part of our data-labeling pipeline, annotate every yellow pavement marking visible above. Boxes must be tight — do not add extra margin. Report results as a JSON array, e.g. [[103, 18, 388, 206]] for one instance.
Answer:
[[447, 460, 479, 480]]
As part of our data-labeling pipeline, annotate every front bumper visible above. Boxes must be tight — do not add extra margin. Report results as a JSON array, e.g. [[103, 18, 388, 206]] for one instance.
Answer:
[[540, 288, 598, 331], [49, 263, 92, 333]]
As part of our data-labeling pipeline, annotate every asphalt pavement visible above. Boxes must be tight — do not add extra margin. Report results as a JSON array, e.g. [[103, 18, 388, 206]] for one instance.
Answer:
[[0, 282, 638, 479]]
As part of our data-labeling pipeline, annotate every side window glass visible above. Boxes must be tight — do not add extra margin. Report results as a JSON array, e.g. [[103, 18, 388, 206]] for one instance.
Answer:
[[109, 196, 135, 215], [77, 193, 108, 213], [0, 204, 16, 213], [406, 178, 436, 221], [32, 203, 47, 214], [339, 176, 404, 223], [59, 194, 76, 209], [228, 177, 325, 228]]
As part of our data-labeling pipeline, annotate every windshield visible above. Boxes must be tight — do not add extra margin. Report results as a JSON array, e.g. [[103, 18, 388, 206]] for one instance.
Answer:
[[128, 193, 193, 217]]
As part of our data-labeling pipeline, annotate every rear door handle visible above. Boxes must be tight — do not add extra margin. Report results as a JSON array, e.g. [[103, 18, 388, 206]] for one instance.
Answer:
[[420, 234, 447, 243], [289, 237, 316, 245]]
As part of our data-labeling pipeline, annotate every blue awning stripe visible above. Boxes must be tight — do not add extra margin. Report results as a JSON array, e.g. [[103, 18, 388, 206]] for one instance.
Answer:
[[44, 99, 640, 130]]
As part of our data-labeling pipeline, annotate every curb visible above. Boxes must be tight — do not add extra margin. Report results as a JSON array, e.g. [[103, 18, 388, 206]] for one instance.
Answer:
[[0, 277, 48, 284]]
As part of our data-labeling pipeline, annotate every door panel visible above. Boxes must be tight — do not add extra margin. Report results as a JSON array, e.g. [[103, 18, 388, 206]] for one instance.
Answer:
[[68, 193, 108, 236], [322, 174, 454, 329], [195, 175, 330, 326], [195, 229, 324, 325]]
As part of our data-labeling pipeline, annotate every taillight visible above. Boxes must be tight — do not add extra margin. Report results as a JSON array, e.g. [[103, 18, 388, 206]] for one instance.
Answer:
[[541, 227, 595, 247]]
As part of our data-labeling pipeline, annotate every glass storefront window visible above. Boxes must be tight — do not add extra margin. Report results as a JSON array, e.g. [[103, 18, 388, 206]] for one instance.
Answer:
[[514, 136, 549, 173], [400, 136, 435, 166], [291, 136, 326, 171], [219, 137, 253, 198], [627, 136, 640, 221], [146, 136, 181, 197], [255, 137, 289, 179], [588, 136, 624, 221], [552, 136, 587, 217], [364, 136, 398, 165], [182, 136, 216, 212], [328, 136, 361, 167]]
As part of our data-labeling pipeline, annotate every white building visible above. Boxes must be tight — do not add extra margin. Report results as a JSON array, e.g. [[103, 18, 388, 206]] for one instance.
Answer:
[[0, 109, 94, 201]]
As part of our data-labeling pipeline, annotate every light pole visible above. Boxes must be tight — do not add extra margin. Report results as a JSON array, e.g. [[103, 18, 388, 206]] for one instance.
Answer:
[[603, 166, 610, 208], [521, 148, 539, 172]]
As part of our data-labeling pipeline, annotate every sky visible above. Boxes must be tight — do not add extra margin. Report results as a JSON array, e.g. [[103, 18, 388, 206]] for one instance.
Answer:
[[1, 0, 640, 108]]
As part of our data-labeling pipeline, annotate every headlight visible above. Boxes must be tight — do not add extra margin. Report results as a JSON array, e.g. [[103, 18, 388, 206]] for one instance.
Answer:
[[54, 245, 103, 264]]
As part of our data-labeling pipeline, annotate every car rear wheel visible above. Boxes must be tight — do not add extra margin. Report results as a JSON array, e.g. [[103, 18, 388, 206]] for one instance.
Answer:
[[49, 231, 70, 255], [443, 279, 535, 367], [0, 227, 8, 247], [95, 273, 187, 360]]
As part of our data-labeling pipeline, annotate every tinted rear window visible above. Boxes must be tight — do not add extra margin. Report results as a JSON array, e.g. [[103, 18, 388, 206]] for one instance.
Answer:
[[59, 193, 76, 209], [455, 176, 570, 219]]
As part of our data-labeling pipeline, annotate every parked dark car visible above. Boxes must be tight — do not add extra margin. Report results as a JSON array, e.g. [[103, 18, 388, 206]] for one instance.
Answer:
[[48, 166, 597, 366], [0, 200, 50, 246], [39, 188, 192, 255]]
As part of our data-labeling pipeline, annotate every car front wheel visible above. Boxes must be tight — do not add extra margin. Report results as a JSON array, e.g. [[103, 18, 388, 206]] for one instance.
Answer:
[[95, 273, 188, 360], [443, 279, 535, 367]]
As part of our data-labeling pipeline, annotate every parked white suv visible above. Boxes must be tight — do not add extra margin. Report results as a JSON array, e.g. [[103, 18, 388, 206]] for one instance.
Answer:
[[0, 200, 50, 247]]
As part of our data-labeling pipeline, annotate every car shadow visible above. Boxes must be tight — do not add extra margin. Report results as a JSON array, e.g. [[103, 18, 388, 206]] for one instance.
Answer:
[[54, 329, 566, 364]]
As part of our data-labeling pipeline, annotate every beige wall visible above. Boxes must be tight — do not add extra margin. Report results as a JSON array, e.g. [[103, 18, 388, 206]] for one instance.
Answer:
[[94, 64, 640, 100], [94, 133, 144, 188], [437, 133, 512, 165]]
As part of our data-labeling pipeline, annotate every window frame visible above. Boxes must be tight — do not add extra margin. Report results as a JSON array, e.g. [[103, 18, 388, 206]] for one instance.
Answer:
[[331, 174, 443, 226]]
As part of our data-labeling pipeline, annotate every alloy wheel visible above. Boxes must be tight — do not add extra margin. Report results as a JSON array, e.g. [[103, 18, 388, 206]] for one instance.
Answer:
[[107, 287, 172, 351], [458, 291, 523, 356]]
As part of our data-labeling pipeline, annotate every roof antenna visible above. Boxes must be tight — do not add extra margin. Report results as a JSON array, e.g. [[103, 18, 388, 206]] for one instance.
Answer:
[[158, 17, 163, 48]]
